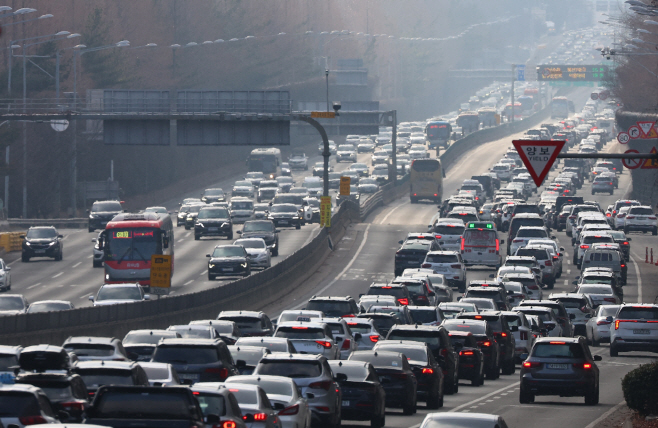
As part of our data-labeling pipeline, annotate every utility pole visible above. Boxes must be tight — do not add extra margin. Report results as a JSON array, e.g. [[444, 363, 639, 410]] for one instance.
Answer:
[[511, 64, 516, 123], [325, 69, 329, 112]]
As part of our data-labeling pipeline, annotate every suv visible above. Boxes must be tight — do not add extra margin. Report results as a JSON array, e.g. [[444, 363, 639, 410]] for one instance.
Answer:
[[0, 384, 60, 427], [394, 239, 440, 276], [239, 220, 279, 256], [366, 283, 412, 306], [62, 336, 129, 361], [72, 361, 149, 396], [574, 232, 614, 267], [254, 353, 341, 428], [217, 311, 274, 337], [274, 321, 339, 359], [122, 329, 181, 361], [385, 325, 459, 394], [201, 188, 226, 204], [548, 293, 594, 337], [151, 338, 238, 384], [515, 246, 556, 288], [22, 226, 64, 262], [195, 206, 233, 240], [457, 311, 516, 375], [85, 385, 208, 428], [567, 204, 601, 236], [610, 304, 658, 356], [624, 205, 657, 235], [517, 300, 574, 337], [463, 286, 510, 311], [392, 277, 436, 306], [519, 337, 601, 405], [288, 152, 309, 170], [507, 214, 546, 253], [306, 296, 360, 317], [421, 251, 467, 292], [88, 200, 123, 232]]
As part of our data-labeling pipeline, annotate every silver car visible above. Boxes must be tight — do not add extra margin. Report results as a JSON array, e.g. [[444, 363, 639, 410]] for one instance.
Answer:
[[343, 318, 381, 350], [89, 283, 150, 307], [316, 317, 360, 360], [139, 362, 181, 386], [235, 337, 297, 354], [253, 353, 341, 428], [274, 321, 339, 360], [548, 293, 595, 337], [585, 304, 620, 346], [234, 238, 271, 269]]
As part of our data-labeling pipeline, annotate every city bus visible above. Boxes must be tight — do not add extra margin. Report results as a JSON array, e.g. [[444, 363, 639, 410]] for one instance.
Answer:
[[246, 148, 282, 179], [410, 158, 443, 204], [551, 96, 570, 119], [98, 212, 174, 287], [425, 120, 452, 149]]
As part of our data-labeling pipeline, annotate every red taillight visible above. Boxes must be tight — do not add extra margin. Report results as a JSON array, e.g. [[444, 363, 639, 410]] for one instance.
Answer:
[[621, 264, 626, 268], [60, 401, 85, 411], [615, 320, 621, 329], [578, 363, 592, 370], [528, 284, 539, 290], [606, 213, 611, 217], [315, 340, 333, 348], [609, 183, 613, 186], [422, 368, 434, 374], [416, 295, 428, 301], [341, 339, 351, 350], [618, 214, 625, 218], [205, 367, 229, 378], [478, 341, 492, 347], [309, 380, 332, 390], [596, 319, 611, 326], [370, 335, 380, 342], [496, 238, 500, 253], [221, 421, 237, 428], [604, 297, 617, 303], [19, 416, 47, 426], [450, 264, 462, 269], [246, 413, 267, 422], [398, 298, 409, 305], [461, 237, 465, 251], [522, 361, 540, 368], [552, 256, 559, 260], [460, 351, 474, 356], [279, 404, 300, 415], [580, 245, 589, 249], [292, 326, 309, 329], [500, 332, 508, 337], [626, 216, 635, 219], [421, 263, 432, 268], [623, 241, 629, 245], [545, 260, 553, 266]]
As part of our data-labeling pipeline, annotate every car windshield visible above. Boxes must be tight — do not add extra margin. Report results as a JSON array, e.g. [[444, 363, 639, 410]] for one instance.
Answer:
[[519, 310, 552, 321], [92, 202, 122, 212], [556, 298, 587, 309], [274, 195, 304, 205], [63, 344, 115, 357], [243, 222, 274, 233], [257, 360, 322, 378], [630, 207, 653, 215], [306, 301, 353, 316], [97, 286, 142, 301], [27, 302, 71, 313], [352, 163, 367, 169], [532, 343, 584, 359], [76, 369, 134, 388], [349, 353, 404, 368], [275, 326, 326, 340], [212, 247, 244, 258], [232, 202, 253, 210], [195, 393, 226, 417], [204, 189, 224, 197], [26, 228, 57, 239], [271, 205, 297, 213], [235, 239, 266, 249], [152, 346, 219, 365], [515, 249, 548, 259], [0, 296, 25, 310], [517, 229, 547, 238], [361, 316, 396, 332], [409, 309, 438, 324], [171, 327, 213, 339], [198, 209, 229, 219]]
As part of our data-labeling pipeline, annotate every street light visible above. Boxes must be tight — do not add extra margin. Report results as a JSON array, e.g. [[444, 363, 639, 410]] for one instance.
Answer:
[[0, 7, 36, 19]]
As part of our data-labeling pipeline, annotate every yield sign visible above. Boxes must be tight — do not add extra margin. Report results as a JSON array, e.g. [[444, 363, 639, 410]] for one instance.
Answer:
[[637, 121, 654, 138], [512, 140, 565, 187]]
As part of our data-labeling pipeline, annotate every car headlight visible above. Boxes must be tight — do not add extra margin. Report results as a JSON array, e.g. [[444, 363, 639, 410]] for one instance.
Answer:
[[222, 222, 229, 227], [187, 216, 193, 221], [209, 263, 215, 268], [89, 214, 97, 218], [25, 242, 31, 246], [241, 262, 247, 268], [197, 222, 204, 228], [48, 241, 57, 246], [202, 197, 208, 201]]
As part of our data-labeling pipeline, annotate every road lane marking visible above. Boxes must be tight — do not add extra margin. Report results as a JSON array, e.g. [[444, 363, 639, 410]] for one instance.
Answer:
[[564, 280, 568, 286], [72, 262, 81, 268], [584, 400, 625, 428], [87, 255, 93, 259], [178, 239, 185, 243], [629, 255, 642, 303], [52, 272, 63, 278], [567, 269, 571, 275], [80, 294, 90, 299], [378, 201, 406, 224], [184, 280, 194, 286], [200, 270, 208, 275], [27, 283, 41, 289]]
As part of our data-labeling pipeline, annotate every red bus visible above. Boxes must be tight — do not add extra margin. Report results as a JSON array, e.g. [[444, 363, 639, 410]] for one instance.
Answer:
[[98, 212, 174, 286]]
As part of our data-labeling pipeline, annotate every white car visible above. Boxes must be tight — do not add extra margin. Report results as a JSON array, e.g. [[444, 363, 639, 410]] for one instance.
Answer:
[[502, 281, 529, 307], [610, 304, 658, 356], [234, 238, 271, 269], [574, 284, 621, 307], [509, 226, 550, 255], [232, 180, 255, 198], [226, 375, 312, 428], [585, 304, 620, 346], [274, 321, 339, 359], [614, 206, 632, 229], [358, 295, 398, 312], [502, 273, 543, 300], [427, 219, 465, 252], [491, 163, 513, 181], [422, 250, 467, 292], [512, 306, 563, 337], [501, 311, 535, 361], [276, 310, 325, 326], [89, 283, 150, 307], [0, 258, 12, 291], [229, 197, 256, 223], [336, 144, 357, 162], [344, 318, 382, 350], [526, 239, 564, 277], [623, 205, 657, 235], [548, 293, 595, 337], [288, 153, 309, 170], [420, 412, 509, 428], [358, 178, 379, 194]]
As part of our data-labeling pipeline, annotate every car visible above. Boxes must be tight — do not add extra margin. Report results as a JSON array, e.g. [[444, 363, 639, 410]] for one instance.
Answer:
[[311, 162, 329, 177], [182, 204, 205, 229], [392, 277, 436, 306], [318, 141, 337, 156], [458, 297, 497, 311], [268, 203, 303, 229], [216, 383, 283, 428], [500, 311, 536, 362], [288, 152, 309, 170], [610, 304, 658, 356], [26, 300, 74, 313], [503, 281, 530, 307], [224, 375, 311, 428], [239, 220, 279, 256], [189, 320, 242, 345], [328, 361, 386, 427], [72, 361, 150, 397], [608, 230, 631, 260], [201, 188, 226, 204], [427, 219, 465, 252], [348, 350, 418, 414], [463, 286, 510, 311], [89, 283, 150, 307], [512, 306, 562, 337], [358, 295, 398, 312], [229, 198, 256, 224], [227, 346, 271, 375], [137, 362, 181, 387], [623, 205, 657, 234], [305, 296, 360, 318], [420, 412, 509, 428], [258, 181, 279, 203], [336, 144, 357, 162], [371, 150, 389, 165], [344, 318, 382, 350], [302, 197, 321, 224], [421, 251, 467, 291], [0, 384, 60, 427], [365, 283, 412, 306], [166, 325, 220, 340], [62, 336, 129, 362], [519, 337, 601, 405], [0, 294, 27, 316], [217, 311, 274, 337], [122, 329, 181, 361], [253, 353, 342, 428], [234, 238, 271, 269], [207, 245, 251, 279], [574, 283, 622, 307], [509, 226, 550, 255], [456, 312, 516, 375], [91, 232, 104, 268], [151, 338, 239, 384], [274, 321, 339, 359], [254, 203, 270, 219], [317, 317, 361, 360], [407, 305, 445, 326], [349, 163, 369, 177], [514, 245, 556, 288], [446, 330, 485, 385], [176, 203, 201, 227], [385, 325, 459, 394], [232, 180, 256, 198], [188, 385, 249, 428], [501, 273, 543, 300], [548, 293, 595, 337], [585, 304, 620, 346], [373, 341, 444, 408], [21, 226, 64, 262], [193, 206, 233, 240], [88, 200, 123, 232], [234, 337, 296, 354], [357, 178, 379, 194]]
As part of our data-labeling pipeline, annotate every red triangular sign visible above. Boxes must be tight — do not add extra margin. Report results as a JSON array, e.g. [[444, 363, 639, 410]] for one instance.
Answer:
[[512, 140, 566, 187]]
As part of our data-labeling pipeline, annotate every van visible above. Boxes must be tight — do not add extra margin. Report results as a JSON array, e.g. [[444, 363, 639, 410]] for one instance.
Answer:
[[460, 225, 502, 268], [581, 248, 624, 283]]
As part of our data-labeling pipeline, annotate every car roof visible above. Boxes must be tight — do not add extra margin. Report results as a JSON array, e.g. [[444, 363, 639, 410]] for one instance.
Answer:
[[262, 352, 324, 361], [219, 311, 264, 318], [390, 325, 443, 332], [74, 361, 136, 369], [158, 338, 221, 346], [278, 321, 328, 329], [535, 337, 580, 344], [99, 283, 141, 289], [0, 384, 43, 394], [65, 336, 118, 344]]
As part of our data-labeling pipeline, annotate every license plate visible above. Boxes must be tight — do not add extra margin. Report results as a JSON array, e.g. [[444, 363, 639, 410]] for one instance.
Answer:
[[222, 268, 234, 272], [342, 401, 350, 406], [547, 364, 568, 369], [35, 250, 46, 254], [178, 374, 199, 380], [208, 227, 218, 232], [633, 329, 650, 335], [279, 220, 288, 224]]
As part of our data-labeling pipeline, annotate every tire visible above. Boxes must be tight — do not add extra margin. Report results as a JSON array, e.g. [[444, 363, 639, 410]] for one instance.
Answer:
[[624, 226, 630, 235], [426, 388, 441, 409], [458, 282, 466, 293], [610, 344, 619, 357], [208, 273, 216, 281], [653, 227, 657, 236], [194, 234, 200, 241], [93, 260, 102, 268], [272, 246, 279, 257], [592, 336, 600, 347], [557, 225, 562, 232], [519, 387, 535, 404], [547, 280, 554, 290], [410, 197, 417, 204], [370, 412, 384, 428], [402, 397, 415, 415], [296, 223, 301, 230], [227, 232, 233, 240], [591, 190, 595, 195], [88, 227, 94, 233], [585, 385, 599, 405], [610, 190, 614, 195], [486, 364, 498, 380], [573, 254, 578, 265], [55, 252, 63, 261], [21, 254, 29, 263], [185, 224, 190, 230]]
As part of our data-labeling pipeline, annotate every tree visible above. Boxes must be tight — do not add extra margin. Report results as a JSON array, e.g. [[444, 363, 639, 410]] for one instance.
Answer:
[[81, 8, 126, 88]]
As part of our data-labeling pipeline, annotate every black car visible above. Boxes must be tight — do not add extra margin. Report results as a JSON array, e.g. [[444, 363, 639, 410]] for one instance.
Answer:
[[463, 286, 510, 311], [201, 188, 226, 204], [444, 318, 499, 380], [519, 337, 601, 405], [457, 311, 516, 375], [72, 361, 150, 397], [195, 207, 233, 240], [306, 296, 360, 318], [366, 283, 413, 306], [88, 200, 123, 232], [207, 245, 251, 280], [373, 341, 444, 408], [348, 350, 418, 415], [610, 230, 631, 260], [386, 325, 459, 394], [239, 220, 279, 257], [84, 385, 209, 428], [329, 360, 386, 427], [151, 338, 239, 384], [22, 226, 64, 262], [268, 203, 303, 229], [217, 310, 274, 337], [447, 331, 485, 386], [394, 239, 440, 277], [184, 205, 204, 230]]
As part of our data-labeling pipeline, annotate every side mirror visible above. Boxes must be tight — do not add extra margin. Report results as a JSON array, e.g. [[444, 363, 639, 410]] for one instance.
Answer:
[[237, 230, 242, 234], [275, 229, 280, 233], [306, 392, 315, 399], [507, 290, 514, 295], [546, 324, 556, 331], [236, 359, 247, 368], [88, 296, 94, 302], [207, 414, 221, 424], [334, 336, 343, 343], [593, 355, 602, 361], [354, 332, 362, 342], [457, 296, 462, 301], [243, 414, 255, 423], [398, 240, 404, 244], [206, 254, 211, 258], [560, 247, 565, 251], [144, 294, 150, 301], [569, 313, 575, 319], [428, 291, 435, 296], [551, 235, 556, 240], [606, 316, 613, 322], [500, 239, 505, 244], [627, 237, 632, 241], [335, 373, 348, 382], [271, 403, 286, 411], [91, 238, 97, 243], [58, 235, 64, 239]]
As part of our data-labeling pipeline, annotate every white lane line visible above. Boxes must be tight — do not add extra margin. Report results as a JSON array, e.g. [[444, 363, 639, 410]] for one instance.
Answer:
[[629, 255, 642, 303], [52, 272, 64, 278], [291, 224, 372, 310], [567, 269, 571, 275], [177, 239, 185, 243], [567, 259, 571, 265], [80, 294, 90, 299], [200, 270, 208, 276], [87, 255, 93, 259], [563, 280, 568, 286], [27, 283, 41, 290], [378, 201, 406, 224], [184, 280, 194, 286], [584, 400, 625, 428], [72, 262, 81, 268]]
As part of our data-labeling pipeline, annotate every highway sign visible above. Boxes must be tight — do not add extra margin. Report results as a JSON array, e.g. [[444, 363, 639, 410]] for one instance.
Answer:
[[622, 149, 641, 169], [591, 93, 599, 100], [628, 126, 641, 139], [320, 196, 332, 227], [537, 65, 609, 81], [339, 176, 351, 196], [150, 255, 172, 295], [512, 140, 566, 187], [516, 65, 526, 82], [641, 147, 658, 169], [637, 121, 654, 138], [617, 132, 630, 145], [311, 111, 336, 119]]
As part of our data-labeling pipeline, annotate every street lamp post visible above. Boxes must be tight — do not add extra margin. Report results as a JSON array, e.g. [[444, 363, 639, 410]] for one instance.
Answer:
[[325, 69, 329, 112]]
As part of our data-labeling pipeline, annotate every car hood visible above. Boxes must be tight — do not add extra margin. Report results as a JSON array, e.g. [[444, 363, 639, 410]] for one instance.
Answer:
[[0, 309, 24, 315], [245, 248, 268, 256], [94, 299, 142, 306], [25, 238, 57, 244], [210, 256, 248, 263]]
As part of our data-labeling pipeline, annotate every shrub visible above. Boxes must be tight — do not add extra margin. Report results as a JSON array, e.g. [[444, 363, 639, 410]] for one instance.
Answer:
[[622, 361, 658, 416]]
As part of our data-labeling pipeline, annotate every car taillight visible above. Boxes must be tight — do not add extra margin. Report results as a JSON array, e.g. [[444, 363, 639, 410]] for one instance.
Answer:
[[569, 215, 576, 219], [370, 335, 380, 342], [545, 260, 553, 266], [496, 238, 500, 253], [604, 297, 617, 303], [440, 348, 448, 357], [460, 350, 475, 356], [279, 404, 300, 415], [397, 298, 409, 305], [513, 238, 524, 243], [219, 421, 237, 428], [522, 361, 540, 368], [618, 214, 625, 218], [421, 263, 432, 268], [623, 241, 629, 245], [650, 216, 657, 220], [435, 235, 442, 239], [19, 416, 47, 426], [626, 216, 635, 219], [341, 339, 352, 350], [461, 237, 465, 251], [574, 363, 592, 370], [315, 340, 333, 348], [477, 341, 492, 347], [552, 255, 559, 260], [205, 367, 229, 378], [309, 380, 333, 390], [527, 284, 539, 290], [499, 332, 508, 338], [60, 401, 85, 412], [422, 368, 434, 374], [450, 264, 462, 269], [606, 213, 611, 217], [580, 245, 589, 249], [246, 413, 267, 422], [621, 264, 626, 268]]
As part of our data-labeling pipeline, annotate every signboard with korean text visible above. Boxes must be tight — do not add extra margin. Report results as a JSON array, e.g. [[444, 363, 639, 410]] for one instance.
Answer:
[[512, 140, 566, 187], [150, 255, 172, 295], [339, 177, 351, 196], [537, 65, 609, 81], [320, 196, 332, 228]]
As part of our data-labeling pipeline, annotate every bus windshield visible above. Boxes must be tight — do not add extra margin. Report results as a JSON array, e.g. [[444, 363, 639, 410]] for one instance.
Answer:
[[105, 228, 160, 262], [412, 159, 440, 172]]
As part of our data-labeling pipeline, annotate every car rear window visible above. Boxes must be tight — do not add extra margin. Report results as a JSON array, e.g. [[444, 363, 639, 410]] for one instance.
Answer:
[[402, 242, 432, 251], [367, 287, 405, 298], [63, 344, 115, 357], [463, 316, 502, 331], [582, 236, 613, 245], [425, 254, 458, 263], [396, 282, 424, 294], [93, 390, 194, 419], [434, 225, 465, 235], [306, 301, 353, 316], [516, 229, 547, 238], [465, 290, 502, 301], [275, 326, 326, 340], [579, 285, 614, 294], [152, 346, 219, 365], [195, 393, 226, 417], [349, 353, 405, 367], [408, 308, 438, 324], [331, 365, 368, 381], [504, 316, 522, 327], [617, 307, 658, 320], [257, 360, 322, 378], [516, 249, 549, 259], [218, 317, 261, 331], [463, 230, 496, 246], [387, 330, 442, 347], [360, 316, 396, 332], [76, 369, 134, 388], [629, 207, 653, 215], [444, 321, 486, 334], [532, 343, 584, 358], [556, 298, 587, 309]]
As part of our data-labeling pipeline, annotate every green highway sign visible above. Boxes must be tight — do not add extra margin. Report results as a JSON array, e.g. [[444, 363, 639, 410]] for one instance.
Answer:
[[549, 81, 596, 87], [537, 65, 609, 81]]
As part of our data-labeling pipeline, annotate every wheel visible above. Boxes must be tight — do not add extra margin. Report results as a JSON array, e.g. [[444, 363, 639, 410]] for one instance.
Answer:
[[21, 254, 29, 263], [185, 224, 190, 230], [227, 232, 233, 240], [426, 388, 441, 409], [402, 397, 415, 415], [592, 336, 600, 347], [410, 196, 417, 204], [295, 223, 301, 230], [610, 190, 614, 195], [573, 254, 578, 265], [208, 273, 216, 281], [585, 385, 599, 405], [502, 358, 515, 375], [93, 260, 102, 268], [653, 227, 657, 236], [370, 412, 384, 428], [610, 344, 619, 357], [272, 246, 279, 257], [547, 280, 554, 290], [486, 364, 498, 380], [557, 225, 562, 232], [519, 387, 535, 404], [194, 234, 200, 241], [55, 252, 63, 261], [458, 282, 466, 293], [591, 190, 595, 195], [88, 227, 94, 233], [624, 226, 630, 234], [243, 269, 250, 277]]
